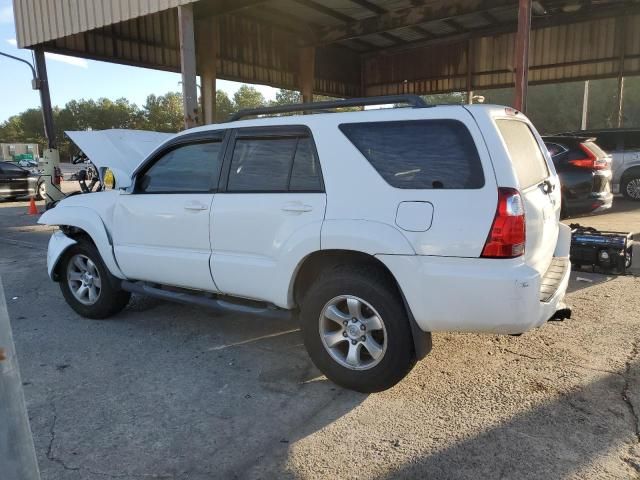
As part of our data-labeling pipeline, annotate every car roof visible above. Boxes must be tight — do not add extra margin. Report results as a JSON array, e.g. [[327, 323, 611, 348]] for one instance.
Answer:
[[174, 103, 507, 137]]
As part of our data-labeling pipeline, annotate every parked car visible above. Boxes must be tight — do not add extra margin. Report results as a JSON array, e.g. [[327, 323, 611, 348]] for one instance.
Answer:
[[560, 128, 640, 200], [543, 136, 612, 218], [0, 161, 45, 200], [38, 98, 571, 392]]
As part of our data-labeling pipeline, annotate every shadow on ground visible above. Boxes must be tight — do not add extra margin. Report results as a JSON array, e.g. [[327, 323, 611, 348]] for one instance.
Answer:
[[376, 363, 639, 480]]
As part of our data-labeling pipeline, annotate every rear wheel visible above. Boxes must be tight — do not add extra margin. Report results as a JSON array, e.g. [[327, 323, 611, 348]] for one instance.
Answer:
[[300, 265, 416, 392], [59, 241, 130, 319], [622, 174, 640, 201]]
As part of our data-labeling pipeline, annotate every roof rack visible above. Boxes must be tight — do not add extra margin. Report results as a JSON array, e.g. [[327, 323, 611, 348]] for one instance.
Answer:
[[227, 94, 428, 122]]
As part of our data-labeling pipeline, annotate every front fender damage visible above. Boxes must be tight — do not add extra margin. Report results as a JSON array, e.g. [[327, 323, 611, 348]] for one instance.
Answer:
[[46, 231, 77, 280], [38, 205, 125, 280]]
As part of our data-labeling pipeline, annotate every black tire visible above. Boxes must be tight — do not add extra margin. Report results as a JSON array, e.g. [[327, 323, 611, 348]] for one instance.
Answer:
[[58, 241, 131, 319], [622, 174, 640, 201], [300, 265, 416, 393]]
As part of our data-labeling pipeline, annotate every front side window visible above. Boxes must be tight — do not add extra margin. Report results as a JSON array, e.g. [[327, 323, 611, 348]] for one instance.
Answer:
[[227, 134, 322, 192], [339, 120, 484, 189], [138, 142, 223, 193]]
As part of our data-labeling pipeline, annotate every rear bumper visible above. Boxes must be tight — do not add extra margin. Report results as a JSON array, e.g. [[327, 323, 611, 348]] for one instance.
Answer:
[[377, 224, 572, 335], [564, 191, 613, 216]]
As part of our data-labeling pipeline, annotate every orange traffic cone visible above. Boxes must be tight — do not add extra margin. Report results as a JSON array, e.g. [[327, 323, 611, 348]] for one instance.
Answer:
[[27, 196, 39, 215]]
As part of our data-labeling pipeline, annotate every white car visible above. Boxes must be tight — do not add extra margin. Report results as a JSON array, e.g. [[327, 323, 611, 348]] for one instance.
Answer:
[[39, 96, 571, 392]]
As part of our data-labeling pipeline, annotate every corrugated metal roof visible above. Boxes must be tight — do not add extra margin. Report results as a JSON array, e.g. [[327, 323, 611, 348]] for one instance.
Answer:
[[13, 0, 197, 48], [11, 0, 640, 98]]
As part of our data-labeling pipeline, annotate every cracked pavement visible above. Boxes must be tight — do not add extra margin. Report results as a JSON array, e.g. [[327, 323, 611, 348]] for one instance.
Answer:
[[1, 195, 639, 479]]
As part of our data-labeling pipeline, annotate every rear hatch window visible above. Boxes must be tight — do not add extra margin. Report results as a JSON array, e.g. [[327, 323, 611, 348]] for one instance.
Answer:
[[339, 120, 484, 189], [496, 120, 549, 188]]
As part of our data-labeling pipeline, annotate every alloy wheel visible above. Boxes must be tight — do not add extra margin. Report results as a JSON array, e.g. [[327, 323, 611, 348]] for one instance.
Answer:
[[67, 254, 102, 305], [319, 295, 387, 370], [626, 178, 640, 199]]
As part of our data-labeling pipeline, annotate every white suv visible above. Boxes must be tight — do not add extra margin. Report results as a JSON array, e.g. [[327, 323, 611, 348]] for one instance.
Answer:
[[39, 96, 571, 392]]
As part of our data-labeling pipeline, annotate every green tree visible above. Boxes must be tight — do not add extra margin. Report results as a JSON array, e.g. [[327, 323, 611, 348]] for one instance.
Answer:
[[142, 92, 183, 132], [233, 85, 266, 110], [215, 90, 235, 122]]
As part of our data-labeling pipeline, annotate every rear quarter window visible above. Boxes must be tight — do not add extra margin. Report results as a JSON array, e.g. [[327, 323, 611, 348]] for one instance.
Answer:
[[496, 120, 549, 189], [339, 120, 484, 189]]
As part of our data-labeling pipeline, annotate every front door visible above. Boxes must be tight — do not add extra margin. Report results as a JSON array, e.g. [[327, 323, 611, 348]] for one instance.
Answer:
[[112, 133, 225, 291], [210, 126, 326, 305]]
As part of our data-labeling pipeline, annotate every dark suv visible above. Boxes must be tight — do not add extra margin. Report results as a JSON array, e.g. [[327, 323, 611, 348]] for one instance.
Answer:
[[543, 136, 612, 218]]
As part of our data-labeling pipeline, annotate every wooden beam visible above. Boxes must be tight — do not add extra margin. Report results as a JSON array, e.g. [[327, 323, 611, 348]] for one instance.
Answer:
[[616, 15, 626, 127], [315, 0, 514, 45], [299, 46, 316, 103], [348, 0, 386, 15], [178, 4, 199, 128], [198, 18, 218, 124], [363, 2, 639, 57], [513, 0, 532, 113], [443, 18, 465, 32], [481, 11, 500, 25], [194, 0, 267, 18], [292, 0, 353, 22]]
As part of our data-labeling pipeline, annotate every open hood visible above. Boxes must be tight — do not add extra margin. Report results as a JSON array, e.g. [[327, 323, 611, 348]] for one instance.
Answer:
[[65, 129, 174, 182]]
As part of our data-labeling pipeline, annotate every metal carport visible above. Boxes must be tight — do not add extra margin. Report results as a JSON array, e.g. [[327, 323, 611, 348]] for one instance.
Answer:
[[11, 0, 640, 128]]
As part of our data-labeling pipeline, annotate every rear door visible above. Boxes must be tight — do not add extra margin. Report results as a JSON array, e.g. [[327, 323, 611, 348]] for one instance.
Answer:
[[210, 126, 326, 304], [495, 119, 560, 274]]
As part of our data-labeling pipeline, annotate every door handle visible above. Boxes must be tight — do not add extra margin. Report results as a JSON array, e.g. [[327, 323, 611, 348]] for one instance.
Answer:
[[184, 201, 208, 211], [281, 202, 313, 213]]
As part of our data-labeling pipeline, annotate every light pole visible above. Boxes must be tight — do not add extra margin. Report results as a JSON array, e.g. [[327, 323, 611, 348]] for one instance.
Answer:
[[0, 48, 65, 204]]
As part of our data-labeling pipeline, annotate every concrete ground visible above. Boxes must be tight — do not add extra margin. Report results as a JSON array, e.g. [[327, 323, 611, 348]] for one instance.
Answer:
[[0, 192, 639, 480]]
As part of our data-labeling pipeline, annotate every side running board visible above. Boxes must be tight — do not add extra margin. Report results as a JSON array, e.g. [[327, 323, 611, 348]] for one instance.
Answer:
[[120, 280, 292, 320]]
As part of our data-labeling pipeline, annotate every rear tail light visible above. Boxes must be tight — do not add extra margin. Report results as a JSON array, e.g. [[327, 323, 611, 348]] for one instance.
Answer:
[[569, 144, 609, 170], [481, 187, 525, 258]]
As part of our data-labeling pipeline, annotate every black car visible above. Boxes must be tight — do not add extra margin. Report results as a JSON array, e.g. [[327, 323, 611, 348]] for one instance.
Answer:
[[559, 128, 640, 200], [0, 161, 44, 201], [543, 136, 613, 219]]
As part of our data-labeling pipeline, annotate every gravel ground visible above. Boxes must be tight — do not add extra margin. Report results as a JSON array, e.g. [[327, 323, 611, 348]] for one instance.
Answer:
[[0, 196, 639, 480]]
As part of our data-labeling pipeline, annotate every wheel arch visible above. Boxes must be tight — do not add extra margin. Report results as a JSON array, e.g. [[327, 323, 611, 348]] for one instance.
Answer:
[[291, 249, 432, 360], [38, 206, 125, 280], [622, 165, 640, 181]]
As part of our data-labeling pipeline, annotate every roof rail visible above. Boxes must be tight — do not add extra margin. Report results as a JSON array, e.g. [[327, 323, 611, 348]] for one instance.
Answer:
[[227, 94, 428, 122]]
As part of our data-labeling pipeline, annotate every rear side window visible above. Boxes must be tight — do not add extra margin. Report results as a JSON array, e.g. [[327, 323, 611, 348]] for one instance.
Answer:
[[623, 132, 640, 150], [227, 135, 322, 192], [496, 120, 549, 189], [545, 143, 566, 157], [339, 120, 484, 189], [593, 132, 619, 151]]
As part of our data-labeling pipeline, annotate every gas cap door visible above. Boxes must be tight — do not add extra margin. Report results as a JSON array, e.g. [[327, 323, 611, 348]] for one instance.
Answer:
[[395, 201, 434, 232]]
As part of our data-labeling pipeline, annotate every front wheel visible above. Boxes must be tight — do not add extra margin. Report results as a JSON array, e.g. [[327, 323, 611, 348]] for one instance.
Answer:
[[622, 175, 640, 201], [58, 241, 131, 319], [300, 265, 416, 392]]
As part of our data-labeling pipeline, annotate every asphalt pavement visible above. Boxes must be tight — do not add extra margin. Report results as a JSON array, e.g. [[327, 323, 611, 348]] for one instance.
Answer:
[[0, 194, 639, 479]]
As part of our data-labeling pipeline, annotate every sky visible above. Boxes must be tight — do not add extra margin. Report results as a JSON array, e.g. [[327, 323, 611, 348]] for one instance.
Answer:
[[0, 0, 278, 122]]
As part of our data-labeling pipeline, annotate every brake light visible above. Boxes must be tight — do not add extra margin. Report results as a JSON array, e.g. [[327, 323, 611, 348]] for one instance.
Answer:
[[569, 144, 609, 170], [481, 187, 525, 258]]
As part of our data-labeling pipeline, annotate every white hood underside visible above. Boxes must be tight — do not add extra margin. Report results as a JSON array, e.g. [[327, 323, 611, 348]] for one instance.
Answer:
[[65, 129, 174, 180]]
